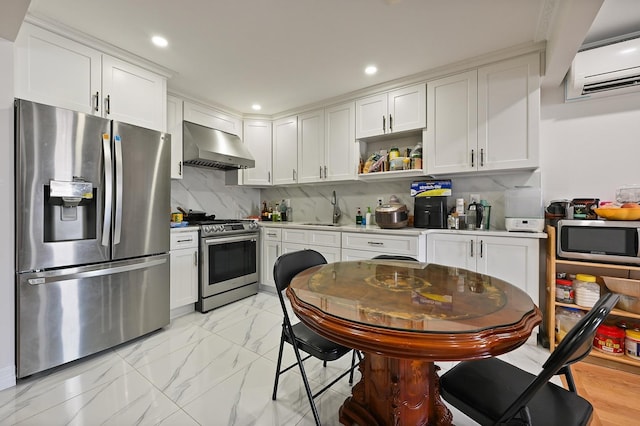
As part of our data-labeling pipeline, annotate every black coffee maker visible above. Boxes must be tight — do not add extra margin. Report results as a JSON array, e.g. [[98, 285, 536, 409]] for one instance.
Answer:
[[414, 197, 447, 228]]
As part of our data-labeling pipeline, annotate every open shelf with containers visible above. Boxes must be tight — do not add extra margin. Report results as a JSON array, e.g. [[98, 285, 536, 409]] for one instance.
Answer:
[[356, 130, 426, 180], [546, 225, 640, 370]]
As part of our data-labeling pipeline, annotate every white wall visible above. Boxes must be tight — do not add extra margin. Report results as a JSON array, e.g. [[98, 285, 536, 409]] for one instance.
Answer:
[[540, 85, 640, 204], [0, 38, 16, 390]]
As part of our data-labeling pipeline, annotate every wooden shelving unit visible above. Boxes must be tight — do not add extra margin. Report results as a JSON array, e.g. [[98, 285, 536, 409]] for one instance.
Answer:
[[546, 225, 640, 371]]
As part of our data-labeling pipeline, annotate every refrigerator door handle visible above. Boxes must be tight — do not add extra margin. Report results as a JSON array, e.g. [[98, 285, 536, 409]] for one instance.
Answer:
[[25, 257, 167, 285], [114, 134, 123, 245], [101, 133, 113, 247]]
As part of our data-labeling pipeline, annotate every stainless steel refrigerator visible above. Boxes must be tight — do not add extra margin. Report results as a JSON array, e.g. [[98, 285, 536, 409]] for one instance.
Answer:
[[15, 99, 171, 378]]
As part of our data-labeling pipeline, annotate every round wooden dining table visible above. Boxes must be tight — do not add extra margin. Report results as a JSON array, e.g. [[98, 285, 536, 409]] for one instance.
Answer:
[[287, 259, 542, 426]]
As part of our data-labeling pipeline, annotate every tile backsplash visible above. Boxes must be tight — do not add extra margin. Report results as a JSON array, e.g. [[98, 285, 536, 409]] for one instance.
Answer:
[[171, 166, 540, 230]]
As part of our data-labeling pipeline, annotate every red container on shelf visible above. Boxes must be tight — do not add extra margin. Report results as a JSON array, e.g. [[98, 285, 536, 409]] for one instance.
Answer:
[[593, 324, 625, 356]]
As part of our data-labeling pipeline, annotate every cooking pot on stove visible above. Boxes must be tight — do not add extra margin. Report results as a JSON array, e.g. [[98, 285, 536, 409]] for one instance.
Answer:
[[177, 207, 213, 221], [375, 195, 409, 229]]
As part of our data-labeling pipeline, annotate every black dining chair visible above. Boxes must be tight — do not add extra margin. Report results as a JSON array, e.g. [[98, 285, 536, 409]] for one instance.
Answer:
[[272, 249, 361, 426], [439, 292, 619, 426], [372, 254, 418, 261]]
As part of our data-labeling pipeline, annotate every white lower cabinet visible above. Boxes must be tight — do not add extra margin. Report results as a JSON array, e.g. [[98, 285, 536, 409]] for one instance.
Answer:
[[169, 229, 199, 311], [426, 233, 540, 305], [260, 228, 282, 291], [282, 228, 341, 263], [341, 232, 426, 262]]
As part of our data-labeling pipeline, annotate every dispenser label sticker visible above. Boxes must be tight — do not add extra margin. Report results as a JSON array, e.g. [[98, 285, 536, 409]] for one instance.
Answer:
[[411, 180, 452, 197]]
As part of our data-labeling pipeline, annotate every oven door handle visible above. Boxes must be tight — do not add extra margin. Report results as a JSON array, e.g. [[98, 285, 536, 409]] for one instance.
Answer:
[[203, 235, 258, 246]]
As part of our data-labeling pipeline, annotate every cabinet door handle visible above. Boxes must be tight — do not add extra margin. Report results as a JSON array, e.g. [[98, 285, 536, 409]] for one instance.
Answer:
[[177, 238, 193, 243], [367, 241, 384, 246], [319, 166, 323, 179], [267, 232, 277, 237], [324, 165, 327, 179], [94, 92, 99, 112], [194, 252, 198, 267], [389, 114, 393, 132], [480, 148, 484, 167], [293, 169, 297, 181], [382, 115, 386, 133], [268, 171, 271, 183], [179, 161, 182, 176], [470, 239, 474, 257], [480, 240, 484, 258], [105, 94, 111, 115], [470, 149, 475, 168]]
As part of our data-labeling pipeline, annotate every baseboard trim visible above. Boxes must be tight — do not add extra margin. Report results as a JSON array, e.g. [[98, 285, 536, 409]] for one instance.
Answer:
[[0, 364, 16, 391]]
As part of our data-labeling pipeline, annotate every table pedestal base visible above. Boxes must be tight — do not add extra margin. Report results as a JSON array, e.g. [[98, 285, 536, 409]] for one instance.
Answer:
[[339, 353, 452, 426]]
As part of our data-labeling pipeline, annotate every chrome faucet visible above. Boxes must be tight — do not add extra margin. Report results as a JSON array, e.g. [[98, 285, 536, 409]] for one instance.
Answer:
[[331, 190, 341, 224]]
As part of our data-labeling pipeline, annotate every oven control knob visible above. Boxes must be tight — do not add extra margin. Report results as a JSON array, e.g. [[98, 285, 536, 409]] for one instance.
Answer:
[[203, 225, 212, 233], [249, 221, 258, 230], [214, 225, 225, 232]]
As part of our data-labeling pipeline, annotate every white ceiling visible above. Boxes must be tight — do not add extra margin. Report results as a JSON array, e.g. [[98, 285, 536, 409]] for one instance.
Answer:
[[22, 0, 640, 116]]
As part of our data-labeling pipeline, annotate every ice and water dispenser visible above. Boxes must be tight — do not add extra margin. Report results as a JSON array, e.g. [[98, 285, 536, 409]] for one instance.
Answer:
[[44, 179, 97, 242]]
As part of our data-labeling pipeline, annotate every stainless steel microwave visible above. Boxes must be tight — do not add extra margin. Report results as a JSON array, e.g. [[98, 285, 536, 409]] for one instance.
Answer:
[[557, 219, 640, 265]]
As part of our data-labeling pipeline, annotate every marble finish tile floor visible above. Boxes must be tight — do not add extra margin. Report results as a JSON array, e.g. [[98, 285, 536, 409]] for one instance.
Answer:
[[0, 292, 554, 425]]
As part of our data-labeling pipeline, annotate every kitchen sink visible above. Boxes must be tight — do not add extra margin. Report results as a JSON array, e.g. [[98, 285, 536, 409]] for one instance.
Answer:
[[302, 223, 340, 227]]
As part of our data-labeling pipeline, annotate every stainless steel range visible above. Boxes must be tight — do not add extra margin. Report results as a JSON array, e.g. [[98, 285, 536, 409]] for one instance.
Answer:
[[193, 219, 260, 313]]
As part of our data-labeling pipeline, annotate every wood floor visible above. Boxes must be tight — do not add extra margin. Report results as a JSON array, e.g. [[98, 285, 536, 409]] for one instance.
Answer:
[[566, 360, 640, 426]]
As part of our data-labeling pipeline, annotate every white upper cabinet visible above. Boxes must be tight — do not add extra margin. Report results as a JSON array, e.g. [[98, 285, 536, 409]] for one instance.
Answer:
[[297, 109, 325, 183], [477, 53, 540, 171], [272, 115, 298, 185], [425, 70, 478, 174], [102, 55, 166, 131], [325, 101, 357, 182], [183, 101, 242, 136], [14, 23, 167, 132], [15, 23, 101, 115], [426, 53, 540, 174], [166, 95, 183, 179], [355, 83, 426, 139], [242, 119, 273, 186], [297, 102, 357, 184]]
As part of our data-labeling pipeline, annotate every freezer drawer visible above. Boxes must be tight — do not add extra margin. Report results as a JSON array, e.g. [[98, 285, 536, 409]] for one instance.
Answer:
[[16, 254, 170, 378]]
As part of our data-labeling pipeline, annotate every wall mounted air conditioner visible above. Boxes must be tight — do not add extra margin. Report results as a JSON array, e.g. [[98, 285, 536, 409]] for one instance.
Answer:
[[565, 37, 640, 101]]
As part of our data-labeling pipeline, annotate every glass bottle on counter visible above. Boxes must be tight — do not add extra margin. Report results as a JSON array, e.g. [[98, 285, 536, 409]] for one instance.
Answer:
[[356, 207, 362, 225], [411, 143, 423, 169]]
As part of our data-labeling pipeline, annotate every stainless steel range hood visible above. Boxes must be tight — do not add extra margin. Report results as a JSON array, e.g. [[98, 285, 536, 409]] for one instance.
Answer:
[[183, 121, 255, 170]]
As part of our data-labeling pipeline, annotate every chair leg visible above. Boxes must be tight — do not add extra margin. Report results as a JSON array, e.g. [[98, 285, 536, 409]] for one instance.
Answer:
[[272, 330, 286, 400], [561, 366, 578, 393], [291, 344, 322, 426], [349, 350, 356, 385]]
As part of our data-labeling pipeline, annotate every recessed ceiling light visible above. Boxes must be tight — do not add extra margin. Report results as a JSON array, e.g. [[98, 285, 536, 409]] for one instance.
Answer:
[[365, 65, 378, 75], [252, 104, 262, 111], [151, 36, 168, 48]]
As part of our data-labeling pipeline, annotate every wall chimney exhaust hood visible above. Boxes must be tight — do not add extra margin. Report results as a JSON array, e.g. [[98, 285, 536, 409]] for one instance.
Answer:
[[182, 121, 255, 170]]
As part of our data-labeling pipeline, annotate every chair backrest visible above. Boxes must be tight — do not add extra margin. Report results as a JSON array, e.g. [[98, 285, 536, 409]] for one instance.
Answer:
[[497, 292, 619, 423], [372, 255, 418, 261], [273, 249, 327, 293]]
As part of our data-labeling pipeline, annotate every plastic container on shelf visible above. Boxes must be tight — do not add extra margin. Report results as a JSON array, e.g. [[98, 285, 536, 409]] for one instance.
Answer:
[[555, 278, 575, 303], [625, 329, 640, 360], [573, 274, 600, 307], [616, 184, 640, 204], [593, 324, 625, 356], [555, 307, 585, 342]]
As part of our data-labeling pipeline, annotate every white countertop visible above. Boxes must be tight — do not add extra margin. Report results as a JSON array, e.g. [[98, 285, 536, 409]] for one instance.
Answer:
[[170, 225, 199, 232], [258, 221, 547, 239]]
